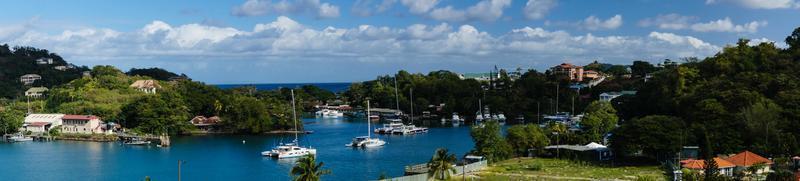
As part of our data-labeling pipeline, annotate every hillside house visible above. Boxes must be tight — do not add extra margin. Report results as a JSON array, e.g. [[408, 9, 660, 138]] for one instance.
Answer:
[[130, 80, 161, 94], [35, 58, 53, 65], [25, 87, 49, 98], [20, 74, 42, 85]]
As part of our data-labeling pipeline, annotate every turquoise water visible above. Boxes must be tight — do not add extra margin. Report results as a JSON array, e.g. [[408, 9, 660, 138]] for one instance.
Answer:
[[0, 117, 475, 181]]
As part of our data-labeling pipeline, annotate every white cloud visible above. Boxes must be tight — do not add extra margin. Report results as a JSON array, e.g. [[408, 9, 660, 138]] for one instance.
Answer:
[[351, 0, 396, 16], [690, 17, 766, 33], [523, 0, 557, 20], [400, 0, 440, 14], [582, 15, 623, 30], [706, 0, 800, 9], [231, 0, 340, 19], [638, 14, 697, 30], [428, 0, 512, 22], [2, 16, 721, 69]]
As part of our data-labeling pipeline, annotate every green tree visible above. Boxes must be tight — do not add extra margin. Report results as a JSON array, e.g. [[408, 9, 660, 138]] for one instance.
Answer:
[[610, 115, 686, 161], [0, 110, 24, 135], [427, 148, 457, 180], [631, 60, 656, 77], [120, 93, 190, 135], [290, 155, 330, 181], [506, 124, 550, 156], [786, 26, 800, 50], [740, 99, 784, 156], [470, 121, 512, 163], [581, 101, 618, 143]]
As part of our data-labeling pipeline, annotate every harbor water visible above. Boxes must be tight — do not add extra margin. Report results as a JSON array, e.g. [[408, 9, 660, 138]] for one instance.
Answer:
[[0, 117, 475, 181]]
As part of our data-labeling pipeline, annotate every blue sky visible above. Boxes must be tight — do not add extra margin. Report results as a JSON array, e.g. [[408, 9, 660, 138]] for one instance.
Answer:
[[0, 0, 798, 83]]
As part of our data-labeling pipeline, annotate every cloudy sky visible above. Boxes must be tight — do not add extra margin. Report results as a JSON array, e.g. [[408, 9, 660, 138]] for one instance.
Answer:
[[0, 0, 798, 83]]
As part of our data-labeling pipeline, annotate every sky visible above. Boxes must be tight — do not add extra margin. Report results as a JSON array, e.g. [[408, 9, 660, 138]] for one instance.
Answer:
[[0, 0, 798, 84]]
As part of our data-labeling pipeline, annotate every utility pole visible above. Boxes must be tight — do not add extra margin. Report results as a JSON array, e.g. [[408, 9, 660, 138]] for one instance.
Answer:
[[537, 101, 540, 125], [555, 83, 559, 114]]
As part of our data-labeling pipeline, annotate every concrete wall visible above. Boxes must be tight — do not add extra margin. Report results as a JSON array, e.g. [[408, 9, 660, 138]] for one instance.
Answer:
[[386, 160, 487, 181]]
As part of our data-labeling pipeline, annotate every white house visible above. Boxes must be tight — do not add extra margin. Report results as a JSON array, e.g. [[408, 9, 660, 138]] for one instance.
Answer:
[[22, 114, 64, 133], [61, 115, 106, 134], [35, 58, 53, 65], [25, 87, 49, 98], [130, 80, 161, 94], [20, 74, 42, 85]]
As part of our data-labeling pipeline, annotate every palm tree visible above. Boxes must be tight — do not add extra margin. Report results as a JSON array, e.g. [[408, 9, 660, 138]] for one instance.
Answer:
[[290, 154, 331, 181], [428, 148, 457, 180]]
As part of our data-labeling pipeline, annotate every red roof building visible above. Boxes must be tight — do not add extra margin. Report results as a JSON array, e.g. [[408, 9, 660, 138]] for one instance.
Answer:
[[725, 151, 772, 167]]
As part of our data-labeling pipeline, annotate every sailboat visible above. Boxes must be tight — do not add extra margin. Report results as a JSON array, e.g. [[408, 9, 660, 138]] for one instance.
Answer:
[[346, 100, 386, 148], [262, 90, 317, 158]]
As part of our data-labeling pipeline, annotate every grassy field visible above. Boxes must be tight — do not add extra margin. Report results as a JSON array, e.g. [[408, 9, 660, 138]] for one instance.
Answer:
[[474, 157, 666, 181]]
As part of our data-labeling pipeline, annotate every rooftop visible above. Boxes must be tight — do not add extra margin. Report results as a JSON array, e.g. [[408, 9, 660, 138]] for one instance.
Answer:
[[726, 150, 772, 166], [130, 80, 161, 89], [62, 115, 100, 120], [681, 158, 736, 169]]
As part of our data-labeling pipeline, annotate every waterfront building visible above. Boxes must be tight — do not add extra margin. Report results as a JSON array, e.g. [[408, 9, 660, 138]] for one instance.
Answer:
[[190, 116, 221, 132], [22, 114, 65, 133], [25, 87, 49, 98], [130, 80, 161, 94], [20, 74, 42, 85], [61, 115, 107, 134]]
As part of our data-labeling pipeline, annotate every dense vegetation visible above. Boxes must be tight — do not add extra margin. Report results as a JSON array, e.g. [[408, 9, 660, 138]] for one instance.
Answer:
[[0, 44, 89, 98], [126, 67, 186, 81], [1, 57, 309, 135], [612, 27, 800, 161]]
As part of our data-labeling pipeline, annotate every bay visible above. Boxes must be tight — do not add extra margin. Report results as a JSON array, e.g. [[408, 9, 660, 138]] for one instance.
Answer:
[[0, 117, 475, 181]]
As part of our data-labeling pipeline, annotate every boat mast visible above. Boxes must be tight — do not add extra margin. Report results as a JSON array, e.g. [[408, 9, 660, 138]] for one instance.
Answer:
[[409, 88, 414, 122], [367, 99, 371, 139], [394, 76, 400, 112], [291, 89, 298, 143]]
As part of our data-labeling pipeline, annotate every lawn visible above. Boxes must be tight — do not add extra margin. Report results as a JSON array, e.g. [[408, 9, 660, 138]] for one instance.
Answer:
[[474, 157, 667, 181]]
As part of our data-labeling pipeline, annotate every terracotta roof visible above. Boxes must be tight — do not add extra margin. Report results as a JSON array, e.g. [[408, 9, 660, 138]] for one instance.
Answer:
[[62, 115, 99, 120], [681, 158, 736, 169], [725, 151, 772, 166], [130, 80, 161, 89], [28, 122, 51, 127]]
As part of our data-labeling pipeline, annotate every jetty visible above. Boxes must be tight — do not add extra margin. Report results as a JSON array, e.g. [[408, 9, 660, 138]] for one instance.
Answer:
[[117, 133, 169, 146]]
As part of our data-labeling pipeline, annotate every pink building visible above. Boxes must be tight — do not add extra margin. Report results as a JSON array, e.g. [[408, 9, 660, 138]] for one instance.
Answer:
[[61, 115, 106, 134]]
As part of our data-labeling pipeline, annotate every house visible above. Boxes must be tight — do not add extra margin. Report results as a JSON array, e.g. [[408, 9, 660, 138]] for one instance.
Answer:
[[681, 158, 737, 177], [35, 58, 53, 65], [550, 63, 584, 82], [725, 151, 773, 174], [25, 87, 49, 98], [190, 116, 221, 132], [54, 65, 69, 71], [60, 115, 107, 134], [583, 70, 601, 80], [599, 91, 637, 102], [20, 74, 42, 85], [130, 80, 161, 94], [21, 114, 65, 133]]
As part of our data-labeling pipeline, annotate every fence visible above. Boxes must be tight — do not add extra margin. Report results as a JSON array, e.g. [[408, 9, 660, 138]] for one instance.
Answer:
[[385, 160, 487, 181]]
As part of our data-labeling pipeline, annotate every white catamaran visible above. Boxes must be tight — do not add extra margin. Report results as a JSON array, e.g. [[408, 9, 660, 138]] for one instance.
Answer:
[[262, 90, 317, 158], [346, 100, 386, 148]]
